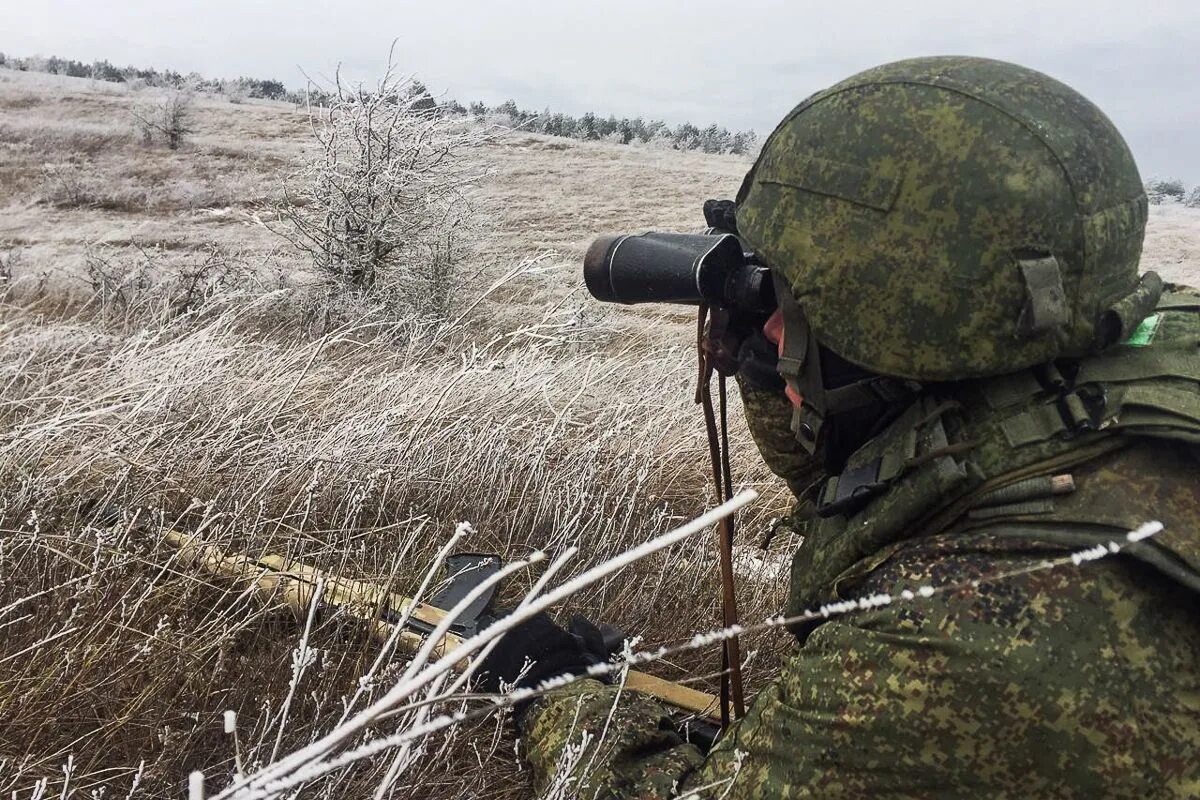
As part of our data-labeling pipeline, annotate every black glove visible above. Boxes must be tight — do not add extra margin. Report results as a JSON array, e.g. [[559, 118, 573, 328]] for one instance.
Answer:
[[474, 612, 619, 696], [701, 199, 780, 387], [703, 199, 739, 235], [737, 327, 784, 391], [704, 305, 783, 389]]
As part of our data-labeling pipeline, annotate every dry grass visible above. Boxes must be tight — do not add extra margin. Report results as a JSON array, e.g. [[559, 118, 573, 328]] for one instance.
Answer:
[[0, 68, 786, 798], [0, 292, 790, 797], [1, 65, 1196, 799]]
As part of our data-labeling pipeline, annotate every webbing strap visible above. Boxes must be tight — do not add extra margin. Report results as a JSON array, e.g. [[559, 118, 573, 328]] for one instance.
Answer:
[[770, 272, 920, 452], [1156, 291, 1200, 311], [1001, 401, 1077, 446], [1115, 384, 1200, 424], [1076, 351, 1200, 385], [696, 305, 745, 730], [772, 275, 809, 384], [1001, 380, 1200, 447], [1016, 256, 1069, 337], [878, 427, 919, 482], [816, 401, 960, 517], [982, 371, 1045, 410]]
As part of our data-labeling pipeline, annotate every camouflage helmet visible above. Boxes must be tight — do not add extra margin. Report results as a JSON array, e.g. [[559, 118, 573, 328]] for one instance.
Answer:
[[736, 56, 1162, 382]]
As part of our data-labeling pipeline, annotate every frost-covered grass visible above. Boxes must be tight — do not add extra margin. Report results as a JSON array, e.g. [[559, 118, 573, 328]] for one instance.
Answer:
[[0, 68, 787, 798], [1143, 203, 1200, 285], [1, 67, 1197, 799], [0, 282, 796, 796]]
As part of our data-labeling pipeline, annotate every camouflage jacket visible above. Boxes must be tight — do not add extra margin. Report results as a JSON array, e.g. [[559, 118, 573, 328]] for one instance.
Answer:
[[520, 293, 1200, 799]]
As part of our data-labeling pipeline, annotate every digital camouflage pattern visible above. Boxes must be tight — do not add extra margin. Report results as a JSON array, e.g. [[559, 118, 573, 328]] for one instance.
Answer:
[[522, 444, 1200, 799], [735, 57, 1161, 381], [521, 680, 704, 798], [784, 291, 1200, 620], [690, 507, 1200, 799], [521, 290, 1200, 796]]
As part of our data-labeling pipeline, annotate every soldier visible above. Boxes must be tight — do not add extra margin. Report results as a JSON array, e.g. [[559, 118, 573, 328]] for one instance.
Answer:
[[477, 56, 1200, 798]]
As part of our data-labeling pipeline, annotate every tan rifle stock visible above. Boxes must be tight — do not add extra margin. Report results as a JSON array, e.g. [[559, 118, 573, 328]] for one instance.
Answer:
[[162, 529, 721, 721]]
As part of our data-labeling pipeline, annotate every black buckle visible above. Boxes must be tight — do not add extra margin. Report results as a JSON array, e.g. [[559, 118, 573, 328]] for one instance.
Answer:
[[817, 457, 888, 518]]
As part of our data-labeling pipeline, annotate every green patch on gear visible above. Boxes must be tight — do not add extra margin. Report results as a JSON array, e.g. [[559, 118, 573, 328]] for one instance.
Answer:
[[1124, 313, 1162, 347]]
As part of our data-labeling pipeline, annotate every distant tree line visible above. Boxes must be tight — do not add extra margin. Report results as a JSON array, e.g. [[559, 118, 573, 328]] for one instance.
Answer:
[[0, 52, 313, 104], [455, 99, 757, 155], [0, 52, 290, 101], [0, 52, 756, 155]]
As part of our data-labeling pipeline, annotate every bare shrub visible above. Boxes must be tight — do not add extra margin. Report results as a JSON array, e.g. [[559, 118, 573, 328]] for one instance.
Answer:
[[1186, 186, 1200, 209], [0, 247, 53, 300], [82, 245, 155, 315], [168, 248, 248, 314], [131, 90, 193, 149], [81, 242, 246, 321], [38, 161, 100, 207], [270, 51, 486, 319], [36, 161, 158, 212], [222, 79, 247, 104], [0, 92, 39, 110]]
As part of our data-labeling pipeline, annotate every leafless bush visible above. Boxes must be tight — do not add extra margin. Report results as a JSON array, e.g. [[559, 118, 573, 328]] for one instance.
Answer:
[[0, 247, 53, 300], [131, 90, 193, 149], [38, 161, 100, 207], [83, 244, 152, 312], [1146, 177, 1187, 205], [37, 160, 159, 212], [223, 80, 247, 104], [270, 51, 487, 319], [81, 242, 246, 321]]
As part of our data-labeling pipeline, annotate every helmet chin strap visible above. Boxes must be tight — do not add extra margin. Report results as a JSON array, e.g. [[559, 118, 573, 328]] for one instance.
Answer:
[[771, 273, 921, 459], [771, 273, 827, 454]]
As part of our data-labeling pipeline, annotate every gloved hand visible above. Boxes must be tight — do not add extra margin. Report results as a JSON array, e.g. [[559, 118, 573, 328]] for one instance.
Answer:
[[737, 327, 784, 391], [701, 199, 782, 387], [474, 612, 619, 697], [704, 306, 783, 390], [703, 198, 739, 235]]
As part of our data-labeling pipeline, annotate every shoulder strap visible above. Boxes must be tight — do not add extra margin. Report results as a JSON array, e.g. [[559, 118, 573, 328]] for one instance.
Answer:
[[1155, 290, 1200, 311]]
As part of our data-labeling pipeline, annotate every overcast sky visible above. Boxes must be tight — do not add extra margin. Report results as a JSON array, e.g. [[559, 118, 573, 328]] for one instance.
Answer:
[[8, 0, 1200, 182]]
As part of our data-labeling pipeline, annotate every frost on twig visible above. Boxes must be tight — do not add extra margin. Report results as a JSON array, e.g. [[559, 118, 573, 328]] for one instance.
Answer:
[[210, 508, 1162, 800], [269, 44, 490, 319], [210, 492, 757, 799]]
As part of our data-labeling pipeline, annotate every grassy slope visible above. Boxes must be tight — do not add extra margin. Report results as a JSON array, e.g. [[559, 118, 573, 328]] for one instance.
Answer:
[[0, 66, 1196, 798]]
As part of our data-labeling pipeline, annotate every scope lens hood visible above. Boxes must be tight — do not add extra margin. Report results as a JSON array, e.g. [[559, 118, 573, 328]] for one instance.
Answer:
[[583, 234, 626, 303]]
